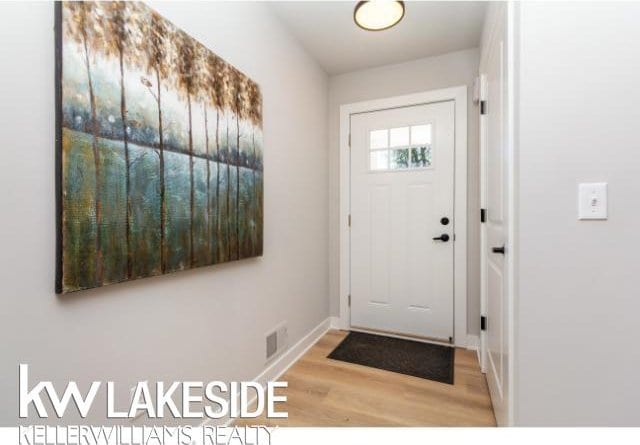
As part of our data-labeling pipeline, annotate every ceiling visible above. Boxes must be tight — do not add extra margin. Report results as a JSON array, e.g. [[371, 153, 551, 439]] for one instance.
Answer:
[[269, 1, 487, 75]]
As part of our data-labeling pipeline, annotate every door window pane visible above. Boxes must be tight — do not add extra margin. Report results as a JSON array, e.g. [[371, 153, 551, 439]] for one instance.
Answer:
[[370, 129, 388, 149], [411, 146, 432, 168], [390, 148, 409, 169], [370, 150, 389, 170], [389, 127, 409, 147], [368, 124, 433, 172], [411, 124, 431, 145]]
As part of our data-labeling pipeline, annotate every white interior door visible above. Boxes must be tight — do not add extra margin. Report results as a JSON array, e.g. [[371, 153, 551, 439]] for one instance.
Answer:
[[350, 101, 455, 342], [480, 3, 511, 426]]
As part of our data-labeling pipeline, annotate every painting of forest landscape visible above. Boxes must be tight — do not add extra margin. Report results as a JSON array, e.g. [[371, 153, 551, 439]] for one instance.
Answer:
[[55, 2, 263, 293]]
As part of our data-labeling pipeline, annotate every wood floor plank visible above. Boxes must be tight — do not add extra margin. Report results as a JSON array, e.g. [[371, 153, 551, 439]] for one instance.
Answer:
[[235, 330, 496, 427]]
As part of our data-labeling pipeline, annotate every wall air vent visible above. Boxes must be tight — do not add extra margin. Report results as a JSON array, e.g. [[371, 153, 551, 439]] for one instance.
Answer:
[[266, 322, 288, 361], [266, 331, 278, 360]]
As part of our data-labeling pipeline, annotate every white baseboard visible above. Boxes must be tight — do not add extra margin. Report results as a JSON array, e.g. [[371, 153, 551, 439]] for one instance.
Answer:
[[329, 316, 341, 330], [199, 317, 332, 428], [254, 317, 331, 386], [466, 334, 482, 367]]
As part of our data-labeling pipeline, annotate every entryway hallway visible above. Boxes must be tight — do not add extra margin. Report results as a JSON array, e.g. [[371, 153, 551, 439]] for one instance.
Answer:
[[236, 330, 496, 427]]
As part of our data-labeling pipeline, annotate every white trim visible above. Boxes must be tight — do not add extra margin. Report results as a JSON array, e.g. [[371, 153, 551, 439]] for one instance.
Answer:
[[479, 70, 488, 375], [198, 317, 332, 427], [339, 86, 468, 346], [467, 334, 481, 367], [478, 1, 517, 427], [255, 317, 331, 386], [506, 1, 519, 428]]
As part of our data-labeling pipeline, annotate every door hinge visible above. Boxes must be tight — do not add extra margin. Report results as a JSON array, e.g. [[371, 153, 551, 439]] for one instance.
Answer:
[[480, 100, 487, 115], [348, 214, 351, 227], [481, 315, 487, 331], [348, 133, 351, 148], [481, 208, 487, 223], [348, 294, 351, 307]]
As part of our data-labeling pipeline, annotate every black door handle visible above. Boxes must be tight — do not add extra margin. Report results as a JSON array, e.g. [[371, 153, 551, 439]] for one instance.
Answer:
[[492, 245, 505, 254], [433, 234, 450, 242]]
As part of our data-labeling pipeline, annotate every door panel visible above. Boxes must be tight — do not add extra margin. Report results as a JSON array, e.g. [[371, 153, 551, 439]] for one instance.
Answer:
[[370, 185, 391, 305], [487, 258, 504, 397], [350, 101, 455, 341], [480, 3, 510, 426], [407, 183, 435, 311]]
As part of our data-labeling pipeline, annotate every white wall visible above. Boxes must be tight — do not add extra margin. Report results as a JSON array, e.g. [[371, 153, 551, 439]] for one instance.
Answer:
[[0, 1, 328, 425], [515, 2, 640, 426], [328, 49, 482, 335]]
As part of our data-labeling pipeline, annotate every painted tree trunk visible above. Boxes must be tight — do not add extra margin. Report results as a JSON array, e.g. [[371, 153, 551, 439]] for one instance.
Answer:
[[119, 49, 132, 279], [187, 94, 195, 267], [236, 116, 241, 259], [82, 32, 103, 285], [156, 69, 166, 274], [204, 105, 211, 263], [226, 115, 231, 261], [252, 129, 257, 256], [215, 112, 221, 263]]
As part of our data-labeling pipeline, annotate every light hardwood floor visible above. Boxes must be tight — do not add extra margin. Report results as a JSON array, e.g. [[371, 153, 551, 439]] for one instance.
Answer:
[[236, 329, 496, 427]]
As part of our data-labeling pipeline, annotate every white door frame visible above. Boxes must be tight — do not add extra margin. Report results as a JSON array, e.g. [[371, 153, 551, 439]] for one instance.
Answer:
[[338, 86, 468, 347], [479, 1, 517, 426]]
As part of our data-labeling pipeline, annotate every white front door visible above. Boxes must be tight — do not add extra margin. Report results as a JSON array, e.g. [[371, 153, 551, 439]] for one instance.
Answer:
[[480, 3, 511, 426], [350, 101, 456, 342]]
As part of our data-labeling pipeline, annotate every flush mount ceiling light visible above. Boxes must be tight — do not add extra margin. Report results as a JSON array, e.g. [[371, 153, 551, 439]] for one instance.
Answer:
[[354, 1, 405, 31]]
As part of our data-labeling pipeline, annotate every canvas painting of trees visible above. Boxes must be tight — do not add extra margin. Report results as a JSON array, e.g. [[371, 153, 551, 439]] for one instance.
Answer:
[[55, 2, 263, 293]]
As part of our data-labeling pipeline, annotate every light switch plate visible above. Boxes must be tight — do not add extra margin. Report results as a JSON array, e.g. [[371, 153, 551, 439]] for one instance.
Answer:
[[578, 182, 607, 220]]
